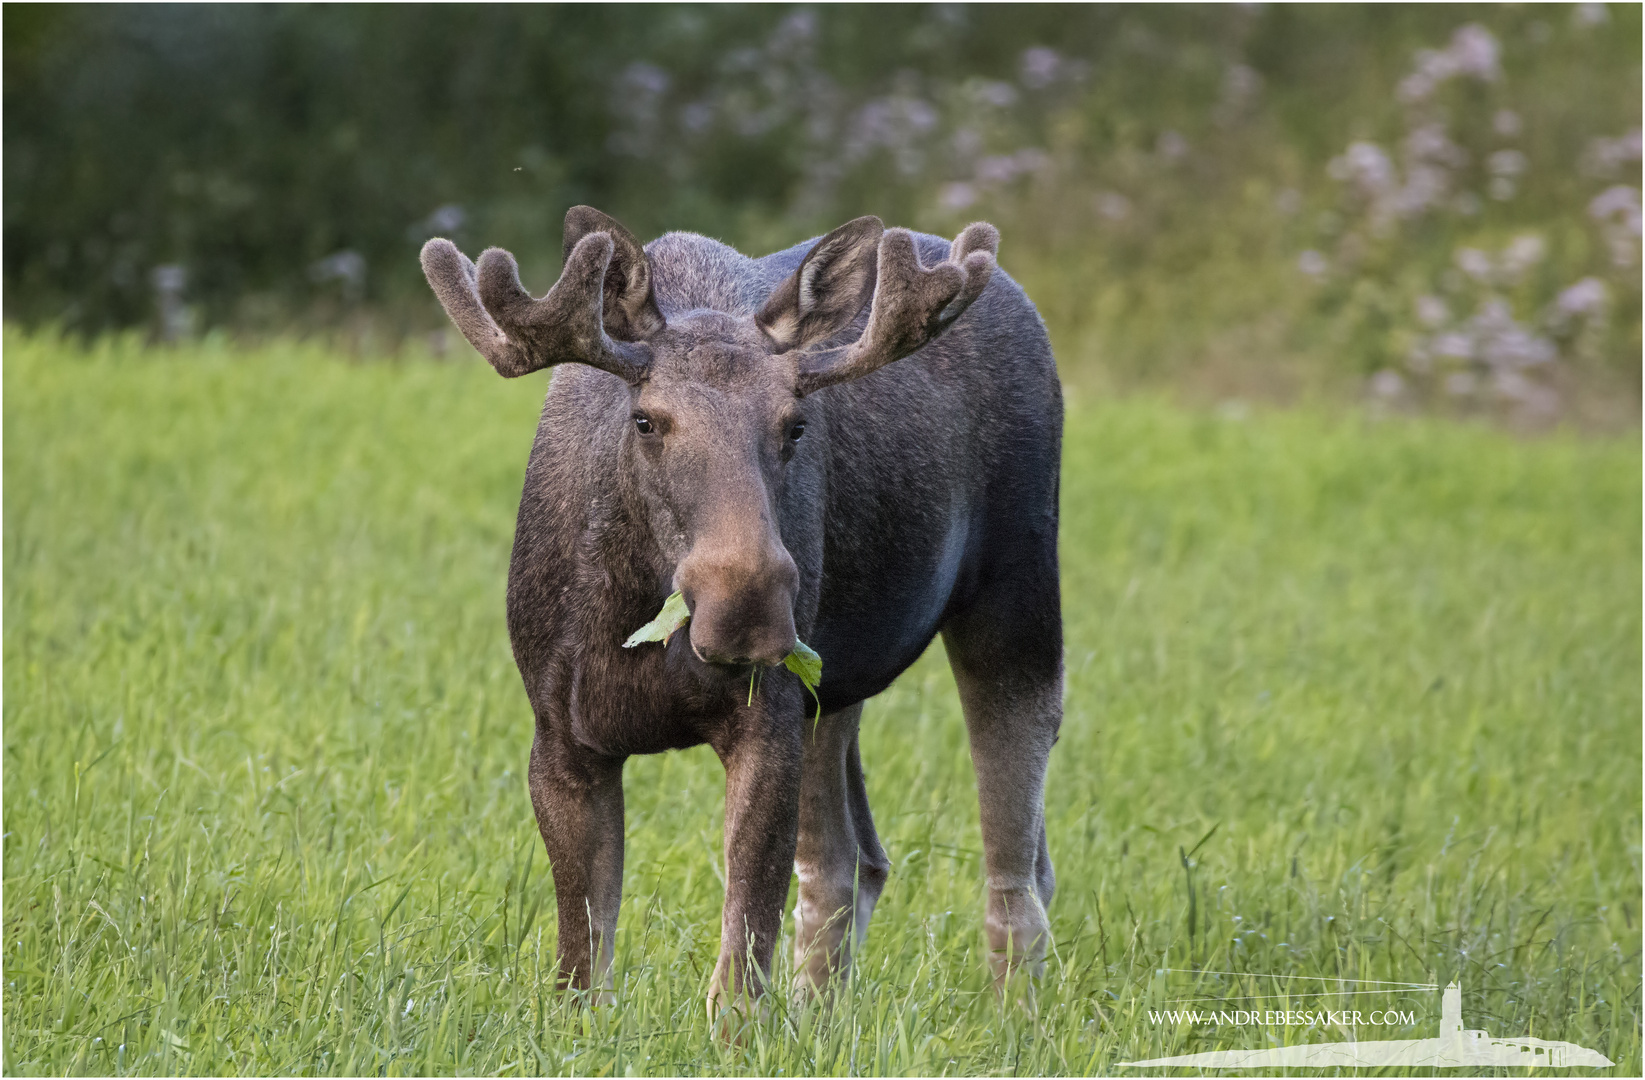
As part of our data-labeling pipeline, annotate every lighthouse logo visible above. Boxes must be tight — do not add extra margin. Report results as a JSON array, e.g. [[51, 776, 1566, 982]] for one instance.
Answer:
[[1122, 980, 1613, 1069]]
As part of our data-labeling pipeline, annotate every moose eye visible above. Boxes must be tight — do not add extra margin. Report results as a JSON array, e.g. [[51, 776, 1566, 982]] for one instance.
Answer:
[[788, 420, 806, 441], [633, 414, 655, 435]]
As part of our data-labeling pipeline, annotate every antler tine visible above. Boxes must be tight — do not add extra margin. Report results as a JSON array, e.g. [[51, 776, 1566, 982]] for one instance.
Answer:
[[421, 238, 533, 376], [796, 224, 997, 396], [421, 233, 652, 382]]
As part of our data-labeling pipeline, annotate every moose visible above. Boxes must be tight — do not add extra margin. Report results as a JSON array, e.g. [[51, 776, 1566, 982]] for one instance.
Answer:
[[420, 207, 1063, 1013]]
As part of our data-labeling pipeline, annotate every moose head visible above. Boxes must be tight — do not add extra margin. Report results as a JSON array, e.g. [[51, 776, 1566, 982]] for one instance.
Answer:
[[421, 207, 997, 669]]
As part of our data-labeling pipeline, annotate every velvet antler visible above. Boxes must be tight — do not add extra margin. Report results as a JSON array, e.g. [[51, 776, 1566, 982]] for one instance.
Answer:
[[794, 222, 998, 395], [420, 230, 654, 382]]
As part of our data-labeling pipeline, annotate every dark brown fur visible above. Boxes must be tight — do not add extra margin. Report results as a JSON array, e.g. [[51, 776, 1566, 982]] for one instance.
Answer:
[[421, 208, 1063, 1012]]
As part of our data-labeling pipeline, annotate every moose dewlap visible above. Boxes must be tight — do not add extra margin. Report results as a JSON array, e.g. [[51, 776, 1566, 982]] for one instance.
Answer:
[[421, 205, 1063, 1015]]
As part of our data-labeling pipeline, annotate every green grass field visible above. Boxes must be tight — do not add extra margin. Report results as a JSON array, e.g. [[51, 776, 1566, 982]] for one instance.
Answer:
[[5, 329, 1639, 1075]]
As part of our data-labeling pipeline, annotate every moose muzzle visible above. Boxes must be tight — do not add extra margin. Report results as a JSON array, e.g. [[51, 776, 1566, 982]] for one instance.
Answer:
[[676, 534, 800, 669]]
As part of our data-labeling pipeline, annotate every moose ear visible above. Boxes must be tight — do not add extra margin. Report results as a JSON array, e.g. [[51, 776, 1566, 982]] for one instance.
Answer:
[[563, 206, 666, 342], [757, 216, 885, 352]]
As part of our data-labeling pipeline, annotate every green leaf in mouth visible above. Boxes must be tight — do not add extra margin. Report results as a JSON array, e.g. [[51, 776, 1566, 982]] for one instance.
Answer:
[[624, 590, 823, 717], [621, 590, 692, 648], [783, 638, 824, 720]]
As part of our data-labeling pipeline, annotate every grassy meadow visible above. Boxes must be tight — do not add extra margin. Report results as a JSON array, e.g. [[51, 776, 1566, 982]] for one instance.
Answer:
[[4, 329, 1639, 1075]]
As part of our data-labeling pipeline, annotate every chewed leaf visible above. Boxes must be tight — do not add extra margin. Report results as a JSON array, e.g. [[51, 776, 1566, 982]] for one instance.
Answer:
[[784, 639, 823, 719], [783, 640, 822, 688], [623, 590, 691, 648]]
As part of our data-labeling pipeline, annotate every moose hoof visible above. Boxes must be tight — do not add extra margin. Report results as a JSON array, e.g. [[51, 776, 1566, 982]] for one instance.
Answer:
[[706, 984, 771, 1044], [984, 885, 1050, 990]]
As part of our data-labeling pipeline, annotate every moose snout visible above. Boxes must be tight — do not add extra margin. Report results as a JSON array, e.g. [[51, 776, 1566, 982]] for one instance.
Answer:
[[676, 543, 800, 668]]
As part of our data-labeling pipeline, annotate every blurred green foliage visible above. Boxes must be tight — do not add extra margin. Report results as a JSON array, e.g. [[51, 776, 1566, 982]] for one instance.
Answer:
[[4, 5, 1639, 416]]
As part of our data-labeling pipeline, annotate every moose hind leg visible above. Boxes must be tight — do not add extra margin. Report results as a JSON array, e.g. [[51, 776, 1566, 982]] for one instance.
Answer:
[[793, 703, 891, 994], [941, 586, 1062, 988]]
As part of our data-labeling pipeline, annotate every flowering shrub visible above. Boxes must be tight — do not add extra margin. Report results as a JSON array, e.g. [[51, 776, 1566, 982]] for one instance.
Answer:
[[1295, 23, 1640, 420], [593, 11, 1638, 421]]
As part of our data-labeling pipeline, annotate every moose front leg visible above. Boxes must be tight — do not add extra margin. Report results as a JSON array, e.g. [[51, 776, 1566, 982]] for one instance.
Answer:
[[529, 730, 626, 996], [708, 717, 803, 1017]]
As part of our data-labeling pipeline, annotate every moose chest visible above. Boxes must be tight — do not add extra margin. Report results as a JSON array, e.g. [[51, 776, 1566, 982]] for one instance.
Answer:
[[540, 622, 778, 759]]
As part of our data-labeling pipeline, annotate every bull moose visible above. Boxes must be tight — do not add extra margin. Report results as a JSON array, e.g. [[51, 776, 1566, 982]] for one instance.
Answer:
[[420, 207, 1063, 1013]]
